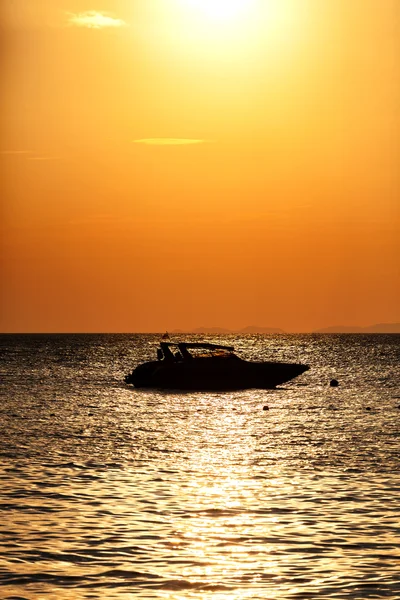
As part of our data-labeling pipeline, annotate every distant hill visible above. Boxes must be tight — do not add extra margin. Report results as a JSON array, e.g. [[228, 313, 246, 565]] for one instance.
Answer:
[[173, 326, 285, 334], [238, 325, 285, 334], [192, 326, 232, 334], [171, 323, 400, 335], [314, 323, 400, 333]]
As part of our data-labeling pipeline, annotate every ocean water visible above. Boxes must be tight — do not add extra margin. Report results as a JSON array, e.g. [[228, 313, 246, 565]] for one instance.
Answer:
[[0, 333, 399, 600]]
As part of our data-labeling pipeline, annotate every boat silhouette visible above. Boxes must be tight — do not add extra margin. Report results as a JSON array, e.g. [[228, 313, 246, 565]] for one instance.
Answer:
[[124, 342, 309, 390]]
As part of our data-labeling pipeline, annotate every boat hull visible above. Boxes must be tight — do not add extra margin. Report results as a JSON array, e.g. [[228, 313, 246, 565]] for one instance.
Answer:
[[125, 357, 309, 390]]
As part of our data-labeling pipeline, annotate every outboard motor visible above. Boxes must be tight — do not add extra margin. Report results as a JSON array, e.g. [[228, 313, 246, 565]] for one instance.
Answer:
[[124, 371, 135, 384]]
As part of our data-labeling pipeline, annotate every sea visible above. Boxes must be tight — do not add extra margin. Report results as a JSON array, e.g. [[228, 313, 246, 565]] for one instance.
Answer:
[[0, 333, 399, 600]]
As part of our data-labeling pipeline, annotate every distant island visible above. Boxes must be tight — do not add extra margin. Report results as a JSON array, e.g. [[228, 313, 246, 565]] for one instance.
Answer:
[[170, 323, 400, 334], [313, 323, 400, 334], [172, 325, 285, 334]]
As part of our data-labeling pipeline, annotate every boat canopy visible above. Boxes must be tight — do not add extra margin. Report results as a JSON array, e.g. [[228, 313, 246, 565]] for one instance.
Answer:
[[159, 341, 235, 361]]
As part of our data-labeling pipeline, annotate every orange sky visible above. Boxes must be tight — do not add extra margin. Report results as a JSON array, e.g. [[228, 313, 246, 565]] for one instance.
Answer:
[[1, 0, 399, 332]]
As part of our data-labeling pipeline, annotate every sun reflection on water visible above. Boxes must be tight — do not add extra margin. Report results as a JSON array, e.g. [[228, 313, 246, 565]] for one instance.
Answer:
[[155, 404, 300, 597]]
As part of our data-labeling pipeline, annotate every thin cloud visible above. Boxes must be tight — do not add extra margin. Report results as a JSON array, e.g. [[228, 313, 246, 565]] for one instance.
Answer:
[[0, 151, 60, 161], [133, 138, 207, 146], [67, 11, 127, 29], [1, 150, 34, 155]]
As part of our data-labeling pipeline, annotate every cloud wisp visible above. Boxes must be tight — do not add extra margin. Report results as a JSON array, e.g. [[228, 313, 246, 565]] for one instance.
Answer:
[[133, 138, 207, 146], [1, 150, 34, 155], [1, 151, 60, 161], [67, 11, 127, 29]]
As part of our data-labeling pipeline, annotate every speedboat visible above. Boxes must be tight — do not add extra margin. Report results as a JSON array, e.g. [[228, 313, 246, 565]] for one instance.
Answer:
[[124, 342, 309, 390]]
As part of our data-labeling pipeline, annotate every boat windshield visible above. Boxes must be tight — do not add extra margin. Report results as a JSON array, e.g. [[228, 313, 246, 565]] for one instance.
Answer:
[[190, 348, 236, 359], [159, 342, 237, 361]]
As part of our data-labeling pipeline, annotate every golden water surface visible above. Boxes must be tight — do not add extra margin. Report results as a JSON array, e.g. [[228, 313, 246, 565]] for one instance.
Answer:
[[1, 334, 399, 599]]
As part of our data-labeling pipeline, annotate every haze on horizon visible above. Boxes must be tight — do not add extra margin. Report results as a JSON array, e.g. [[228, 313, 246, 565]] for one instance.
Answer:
[[1, 0, 399, 333]]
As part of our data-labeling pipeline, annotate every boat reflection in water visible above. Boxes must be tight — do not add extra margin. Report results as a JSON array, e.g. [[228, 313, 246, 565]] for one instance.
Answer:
[[124, 342, 309, 390]]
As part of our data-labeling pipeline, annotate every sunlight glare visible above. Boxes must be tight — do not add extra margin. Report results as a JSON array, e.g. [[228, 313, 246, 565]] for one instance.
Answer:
[[170, 0, 297, 52], [182, 0, 256, 23]]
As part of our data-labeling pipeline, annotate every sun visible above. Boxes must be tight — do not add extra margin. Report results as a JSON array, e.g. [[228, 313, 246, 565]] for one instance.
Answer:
[[162, 0, 297, 62], [182, 0, 256, 23]]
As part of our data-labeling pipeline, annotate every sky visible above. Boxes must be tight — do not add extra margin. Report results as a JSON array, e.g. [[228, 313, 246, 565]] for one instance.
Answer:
[[1, 0, 399, 332]]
